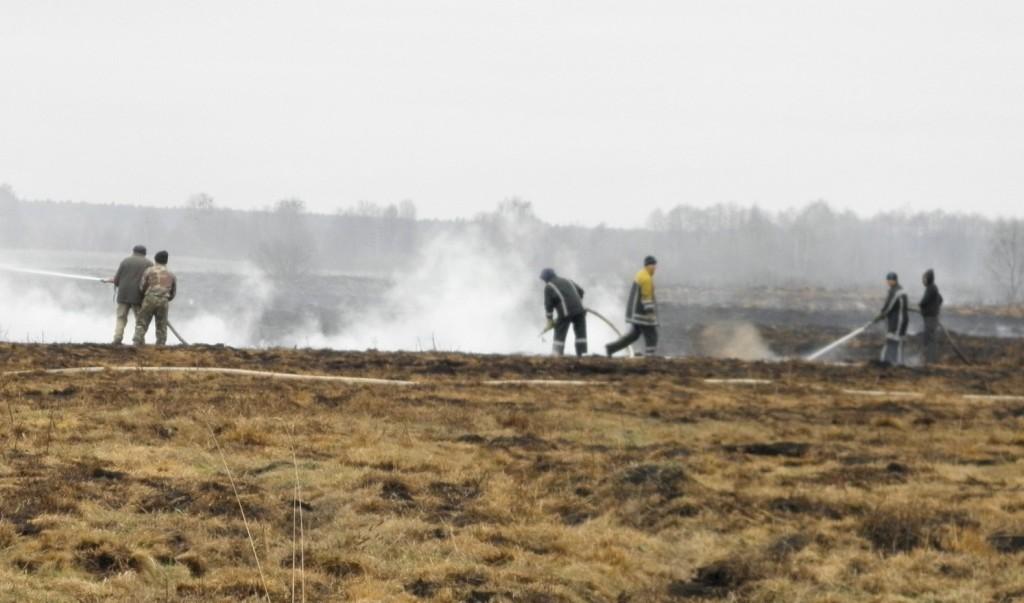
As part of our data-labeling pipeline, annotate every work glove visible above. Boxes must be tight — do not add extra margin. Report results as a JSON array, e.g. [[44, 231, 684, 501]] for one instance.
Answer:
[[545, 318, 556, 331]]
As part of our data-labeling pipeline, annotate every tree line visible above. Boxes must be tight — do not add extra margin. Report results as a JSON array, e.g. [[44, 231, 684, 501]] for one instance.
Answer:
[[1, 184, 1021, 305]]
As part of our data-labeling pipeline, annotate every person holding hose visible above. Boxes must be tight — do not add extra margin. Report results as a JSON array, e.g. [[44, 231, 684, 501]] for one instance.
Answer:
[[919, 268, 943, 364], [104, 244, 152, 345], [875, 271, 909, 365], [541, 268, 588, 356], [606, 255, 659, 357], [133, 251, 177, 346]]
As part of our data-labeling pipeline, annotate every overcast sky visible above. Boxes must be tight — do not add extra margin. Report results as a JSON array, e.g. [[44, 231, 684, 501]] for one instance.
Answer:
[[1, 1, 1022, 226]]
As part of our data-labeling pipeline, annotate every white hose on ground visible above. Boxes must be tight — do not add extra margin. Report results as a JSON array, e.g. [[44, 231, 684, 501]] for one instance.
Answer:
[[1, 366, 1021, 401], [0, 366, 417, 386], [0, 367, 596, 387]]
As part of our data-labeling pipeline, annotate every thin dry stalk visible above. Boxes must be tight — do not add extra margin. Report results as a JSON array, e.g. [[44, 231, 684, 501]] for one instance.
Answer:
[[288, 427, 306, 603], [208, 424, 272, 603], [5, 389, 17, 456], [291, 480, 296, 603], [44, 406, 56, 455]]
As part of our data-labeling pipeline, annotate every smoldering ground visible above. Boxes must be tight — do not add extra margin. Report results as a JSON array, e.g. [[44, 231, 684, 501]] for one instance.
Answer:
[[697, 321, 778, 361]]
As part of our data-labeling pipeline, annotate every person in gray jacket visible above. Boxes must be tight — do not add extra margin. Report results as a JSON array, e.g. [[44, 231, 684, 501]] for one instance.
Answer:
[[104, 245, 153, 345], [875, 271, 909, 365]]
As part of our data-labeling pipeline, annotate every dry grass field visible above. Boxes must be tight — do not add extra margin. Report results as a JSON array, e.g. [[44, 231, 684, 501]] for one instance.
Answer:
[[2, 342, 1024, 602]]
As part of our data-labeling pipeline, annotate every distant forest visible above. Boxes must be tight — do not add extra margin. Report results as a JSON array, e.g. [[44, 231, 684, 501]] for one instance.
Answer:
[[1, 184, 1021, 304]]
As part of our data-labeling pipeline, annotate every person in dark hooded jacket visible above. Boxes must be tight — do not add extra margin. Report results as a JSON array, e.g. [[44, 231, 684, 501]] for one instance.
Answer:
[[540, 268, 588, 356], [919, 268, 943, 364], [875, 272, 909, 365]]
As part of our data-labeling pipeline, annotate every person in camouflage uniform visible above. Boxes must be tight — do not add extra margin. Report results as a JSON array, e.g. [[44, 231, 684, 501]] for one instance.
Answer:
[[133, 250, 177, 346]]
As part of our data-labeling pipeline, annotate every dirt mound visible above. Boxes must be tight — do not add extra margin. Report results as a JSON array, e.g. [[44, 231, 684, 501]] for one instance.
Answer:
[[859, 504, 977, 554], [668, 556, 762, 599], [726, 442, 810, 458]]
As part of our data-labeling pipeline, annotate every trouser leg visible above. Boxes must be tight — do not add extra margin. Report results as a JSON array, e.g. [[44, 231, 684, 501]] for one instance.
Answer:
[[113, 303, 139, 343], [154, 303, 169, 346], [114, 303, 129, 343], [133, 299, 155, 345], [552, 320, 570, 356], [572, 313, 588, 356], [923, 317, 939, 364], [882, 335, 902, 365], [641, 326, 659, 356], [606, 325, 642, 356]]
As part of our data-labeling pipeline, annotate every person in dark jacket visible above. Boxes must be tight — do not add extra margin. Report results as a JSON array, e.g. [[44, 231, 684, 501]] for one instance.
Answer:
[[875, 271, 909, 365], [104, 245, 153, 345], [919, 268, 943, 364], [541, 268, 588, 356], [606, 255, 659, 357]]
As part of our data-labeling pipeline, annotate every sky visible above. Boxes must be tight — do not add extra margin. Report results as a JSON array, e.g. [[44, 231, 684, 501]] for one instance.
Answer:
[[1, 1, 1023, 227]]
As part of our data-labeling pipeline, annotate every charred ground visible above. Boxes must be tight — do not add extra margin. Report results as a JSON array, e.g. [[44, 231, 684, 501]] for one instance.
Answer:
[[2, 341, 1024, 602]]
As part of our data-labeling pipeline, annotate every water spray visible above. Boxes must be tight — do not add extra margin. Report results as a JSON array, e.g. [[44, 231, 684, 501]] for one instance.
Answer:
[[0, 264, 189, 345], [0, 265, 106, 282], [805, 320, 875, 361]]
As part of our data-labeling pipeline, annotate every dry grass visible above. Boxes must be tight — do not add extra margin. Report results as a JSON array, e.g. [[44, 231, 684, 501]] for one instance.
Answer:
[[1, 343, 1024, 601]]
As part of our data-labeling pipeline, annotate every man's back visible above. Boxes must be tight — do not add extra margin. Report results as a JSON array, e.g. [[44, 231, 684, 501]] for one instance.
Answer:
[[114, 255, 153, 305], [141, 265, 177, 301], [545, 276, 585, 318]]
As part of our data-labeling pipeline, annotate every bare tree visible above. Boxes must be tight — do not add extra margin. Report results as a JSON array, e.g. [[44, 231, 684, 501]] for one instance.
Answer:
[[987, 219, 1024, 306], [495, 197, 538, 222], [398, 199, 417, 221], [0, 183, 16, 206], [186, 192, 215, 210]]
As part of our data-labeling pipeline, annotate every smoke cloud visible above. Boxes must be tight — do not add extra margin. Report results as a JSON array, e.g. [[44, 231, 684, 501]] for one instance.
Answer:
[[697, 321, 777, 361], [0, 224, 631, 354]]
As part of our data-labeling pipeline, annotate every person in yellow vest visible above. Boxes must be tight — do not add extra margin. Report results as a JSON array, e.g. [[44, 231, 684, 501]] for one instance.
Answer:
[[606, 255, 659, 356]]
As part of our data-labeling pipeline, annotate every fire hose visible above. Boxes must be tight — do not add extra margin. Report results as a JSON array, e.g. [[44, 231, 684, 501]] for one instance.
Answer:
[[806, 310, 971, 364], [539, 308, 635, 358]]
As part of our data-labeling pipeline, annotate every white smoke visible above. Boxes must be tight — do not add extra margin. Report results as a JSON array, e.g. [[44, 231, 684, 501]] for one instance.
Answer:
[[0, 254, 266, 347], [0, 274, 110, 343], [698, 320, 777, 361], [0, 226, 632, 354], [306, 228, 540, 352]]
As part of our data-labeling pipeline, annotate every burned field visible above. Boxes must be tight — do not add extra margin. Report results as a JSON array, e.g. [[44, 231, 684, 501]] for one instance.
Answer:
[[2, 343, 1024, 602]]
